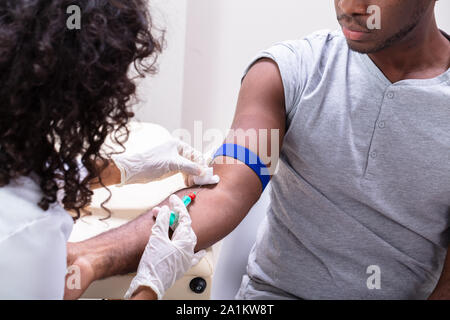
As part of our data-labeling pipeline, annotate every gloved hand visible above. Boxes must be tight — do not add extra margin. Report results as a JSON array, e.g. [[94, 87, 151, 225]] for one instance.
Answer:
[[190, 167, 220, 186], [112, 138, 209, 187], [124, 195, 206, 300]]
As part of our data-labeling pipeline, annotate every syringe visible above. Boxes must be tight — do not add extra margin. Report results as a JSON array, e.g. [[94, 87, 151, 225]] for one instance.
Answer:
[[169, 192, 197, 230]]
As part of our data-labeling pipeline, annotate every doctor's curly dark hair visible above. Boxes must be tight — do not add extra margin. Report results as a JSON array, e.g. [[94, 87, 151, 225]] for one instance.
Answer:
[[0, 0, 163, 217]]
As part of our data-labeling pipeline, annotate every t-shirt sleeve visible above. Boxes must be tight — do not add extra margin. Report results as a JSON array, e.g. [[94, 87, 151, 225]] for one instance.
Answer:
[[242, 39, 312, 122]]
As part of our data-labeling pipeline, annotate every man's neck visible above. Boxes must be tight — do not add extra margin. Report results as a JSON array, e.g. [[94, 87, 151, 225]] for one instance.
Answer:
[[368, 13, 450, 83]]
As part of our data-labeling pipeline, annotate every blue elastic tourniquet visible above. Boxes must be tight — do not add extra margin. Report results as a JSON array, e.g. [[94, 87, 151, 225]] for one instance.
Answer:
[[213, 144, 270, 191]]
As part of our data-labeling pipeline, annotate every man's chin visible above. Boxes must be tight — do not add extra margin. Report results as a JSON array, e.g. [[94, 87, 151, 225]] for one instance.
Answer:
[[346, 40, 383, 54]]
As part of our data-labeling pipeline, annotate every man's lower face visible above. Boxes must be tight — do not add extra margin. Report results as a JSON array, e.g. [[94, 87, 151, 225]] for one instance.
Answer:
[[343, 29, 390, 54], [340, 2, 430, 54], [344, 22, 418, 54]]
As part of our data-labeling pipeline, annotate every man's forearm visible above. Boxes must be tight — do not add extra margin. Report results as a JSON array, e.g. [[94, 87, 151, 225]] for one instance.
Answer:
[[429, 248, 450, 299], [68, 204, 155, 279], [71, 159, 262, 281], [68, 59, 286, 290]]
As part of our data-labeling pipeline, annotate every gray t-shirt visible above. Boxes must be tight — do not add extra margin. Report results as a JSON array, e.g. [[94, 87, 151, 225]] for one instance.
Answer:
[[239, 29, 450, 300]]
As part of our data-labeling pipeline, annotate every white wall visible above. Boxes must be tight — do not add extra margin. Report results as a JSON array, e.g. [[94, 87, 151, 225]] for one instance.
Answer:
[[135, 0, 450, 134], [181, 1, 339, 134], [133, 0, 187, 132], [436, 0, 450, 33]]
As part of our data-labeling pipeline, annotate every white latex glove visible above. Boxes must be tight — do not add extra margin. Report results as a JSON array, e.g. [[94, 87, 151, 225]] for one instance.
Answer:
[[188, 167, 220, 187], [112, 138, 209, 187], [124, 195, 206, 300]]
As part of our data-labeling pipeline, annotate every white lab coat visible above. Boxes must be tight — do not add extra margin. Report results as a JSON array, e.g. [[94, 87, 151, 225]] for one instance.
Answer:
[[0, 175, 73, 299]]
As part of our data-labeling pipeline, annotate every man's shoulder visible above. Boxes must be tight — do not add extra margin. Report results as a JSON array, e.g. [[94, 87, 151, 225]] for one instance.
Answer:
[[276, 29, 347, 54], [267, 29, 349, 70]]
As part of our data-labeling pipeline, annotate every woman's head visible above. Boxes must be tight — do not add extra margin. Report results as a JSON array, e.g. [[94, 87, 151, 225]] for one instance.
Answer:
[[0, 0, 162, 215]]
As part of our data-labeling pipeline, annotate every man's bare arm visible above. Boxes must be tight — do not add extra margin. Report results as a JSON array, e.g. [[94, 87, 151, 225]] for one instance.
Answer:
[[65, 59, 286, 299], [429, 247, 450, 299]]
